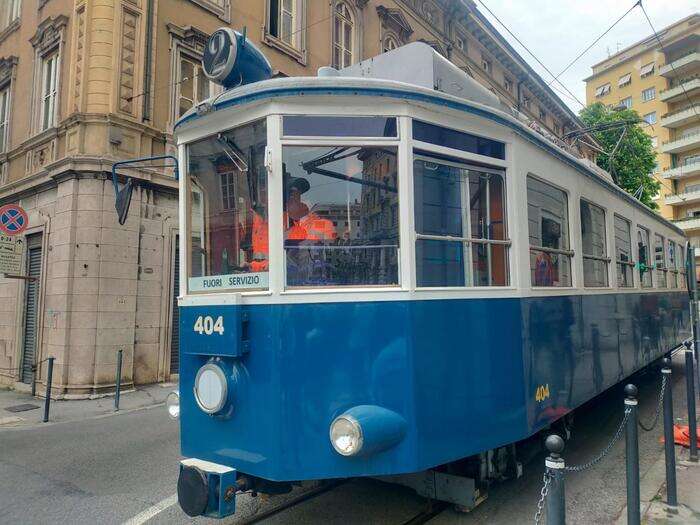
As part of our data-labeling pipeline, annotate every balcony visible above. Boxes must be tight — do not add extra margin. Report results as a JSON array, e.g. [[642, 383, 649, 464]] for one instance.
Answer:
[[659, 51, 700, 78], [673, 215, 700, 232], [661, 129, 700, 154], [663, 159, 700, 179], [661, 105, 700, 128], [658, 76, 700, 103], [665, 187, 700, 206]]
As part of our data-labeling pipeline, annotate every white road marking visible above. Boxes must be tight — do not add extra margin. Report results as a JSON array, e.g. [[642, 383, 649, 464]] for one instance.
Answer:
[[122, 493, 178, 525]]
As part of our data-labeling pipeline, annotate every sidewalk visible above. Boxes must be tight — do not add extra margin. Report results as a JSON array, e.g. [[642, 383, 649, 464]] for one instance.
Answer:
[[0, 382, 175, 429]]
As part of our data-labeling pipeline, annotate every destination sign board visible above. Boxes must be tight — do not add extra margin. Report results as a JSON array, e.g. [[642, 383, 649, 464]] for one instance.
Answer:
[[188, 272, 269, 292]]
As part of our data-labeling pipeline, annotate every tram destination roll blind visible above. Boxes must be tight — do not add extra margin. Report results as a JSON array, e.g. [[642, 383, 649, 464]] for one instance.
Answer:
[[189, 272, 269, 292]]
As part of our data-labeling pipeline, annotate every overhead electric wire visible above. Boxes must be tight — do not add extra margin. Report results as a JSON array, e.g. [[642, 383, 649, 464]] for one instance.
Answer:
[[548, 1, 641, 87], [639, 2, 699, 117], [475, 0, 587, 109]]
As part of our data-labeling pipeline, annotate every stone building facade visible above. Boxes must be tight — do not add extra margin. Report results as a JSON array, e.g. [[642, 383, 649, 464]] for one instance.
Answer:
[[0, 0, 589, 397]]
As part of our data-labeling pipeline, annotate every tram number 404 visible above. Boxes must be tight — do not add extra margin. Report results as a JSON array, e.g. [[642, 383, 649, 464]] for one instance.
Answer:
[[193, 315, 224, 335], [535, 384, 550, 402]]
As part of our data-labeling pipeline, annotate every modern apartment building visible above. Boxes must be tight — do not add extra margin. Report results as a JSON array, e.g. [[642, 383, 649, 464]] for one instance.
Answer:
[[0, 0, 591, 396], [584, 14, 699, 245]]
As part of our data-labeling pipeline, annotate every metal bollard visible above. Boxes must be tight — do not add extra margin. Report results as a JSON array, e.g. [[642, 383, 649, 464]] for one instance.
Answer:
[[685, 347, 698, 462], [42, 357, 54, 423], [545, 434, 566, 525], [625, 384, 640, 525], [115, 349, 123, 412], [662, 357, 677, 507]]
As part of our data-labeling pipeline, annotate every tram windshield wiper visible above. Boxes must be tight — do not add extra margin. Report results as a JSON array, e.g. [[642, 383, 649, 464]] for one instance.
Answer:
[[217, 134, 249, 172]]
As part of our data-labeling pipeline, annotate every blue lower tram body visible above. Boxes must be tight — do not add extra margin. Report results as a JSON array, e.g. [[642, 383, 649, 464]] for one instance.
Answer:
[[178, 292, 689, 507]]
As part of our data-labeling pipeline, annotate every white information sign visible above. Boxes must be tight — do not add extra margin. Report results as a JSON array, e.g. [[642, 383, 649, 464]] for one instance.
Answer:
[[0, 235, 23, 275], [188, 272, 269, 292]]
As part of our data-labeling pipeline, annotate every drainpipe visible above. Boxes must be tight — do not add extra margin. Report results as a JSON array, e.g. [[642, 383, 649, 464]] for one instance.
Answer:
[[142, 0, 154, 121]]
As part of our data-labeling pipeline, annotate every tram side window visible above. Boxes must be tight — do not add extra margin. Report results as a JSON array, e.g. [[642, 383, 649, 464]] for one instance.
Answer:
[[668, 241, 678, 288], [281, 145, 399, 287], [413, 156, 508, 287], [614, 215, 634, 288], [527, 176, 572, 287], [679, 243, 688, 290], [654, 234, 667, 288], [580, 200, 609, 287], [637, 226, 652, 288], [187, 119, 269, 292]]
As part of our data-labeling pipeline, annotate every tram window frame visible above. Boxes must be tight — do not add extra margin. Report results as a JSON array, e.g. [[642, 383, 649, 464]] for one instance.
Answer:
[[654, 233, 667, 288], [412, 120, 505, 161], [679, 242, 688, 290], [668, 241, 678, 288], [526, 175, 573, 288], [413, 154, 510, 288], [637, 226, 653, 288], [614, 214, 634, 288], [580, 199, 610, 288]]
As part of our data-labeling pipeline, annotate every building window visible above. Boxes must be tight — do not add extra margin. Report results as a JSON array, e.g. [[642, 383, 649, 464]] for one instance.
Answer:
[[620, 96, 632, 109], [580, 200, 608, 287], [614, 215, 633, 287], [539, 107, 547, 121], [637, 226, 652, 287], [176, 55, 217, 119], [333, 2, 354, 68], [650, 136, 658, 148], [455, 36, 465, 52], [481, 56, 492, 74], [0, 0, 20, 32], [382, 34, 400, 53], [266, 0, 305, 58], [522, 96, 531, 110], [527, 175, 572, 287], [654, 233, 667, 288], [414, 157, 508, 287], [643, 111, 656, 125], [641, 86, 656, 102], [618, 73, 631, 87], [640, 62, 655, 78], [553, 123, 561, 135], [0, 85, 9, 153], [503, 76, 513, 92], [595, 83, 611, 97], [39, 51, 58, 132]]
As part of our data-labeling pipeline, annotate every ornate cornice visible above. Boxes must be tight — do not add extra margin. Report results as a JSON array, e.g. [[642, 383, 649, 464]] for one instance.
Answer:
[[30, 15, 69, 52], [376, 6, 414, 39]]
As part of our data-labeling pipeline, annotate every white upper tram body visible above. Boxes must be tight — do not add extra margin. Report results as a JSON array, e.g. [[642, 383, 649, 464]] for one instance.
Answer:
[[175, 41, 686, 308]]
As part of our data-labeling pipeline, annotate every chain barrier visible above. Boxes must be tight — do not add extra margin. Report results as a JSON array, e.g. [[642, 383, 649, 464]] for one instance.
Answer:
[[639, 374, 666, 432], [564, 407, 631, 472], [534, 471, 552, 525]]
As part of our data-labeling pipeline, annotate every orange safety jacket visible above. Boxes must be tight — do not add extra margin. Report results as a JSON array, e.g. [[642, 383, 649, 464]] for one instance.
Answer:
[[251, 212, 269, 272]]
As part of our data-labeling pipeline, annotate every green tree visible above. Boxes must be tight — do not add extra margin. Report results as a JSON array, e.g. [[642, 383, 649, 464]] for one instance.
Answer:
[[579, 102, 660, 209]]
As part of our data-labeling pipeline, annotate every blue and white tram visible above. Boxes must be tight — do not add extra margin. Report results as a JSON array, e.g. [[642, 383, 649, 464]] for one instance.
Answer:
[[117, 31, 691, 518]]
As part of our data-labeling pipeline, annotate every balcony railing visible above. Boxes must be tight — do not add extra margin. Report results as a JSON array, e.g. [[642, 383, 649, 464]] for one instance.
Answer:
[[660, 51, 700, 77], [661, 129, 700, 153], [660, 105, 700, 127], [663, 159, 700, 179], [659, 75, 700, 101]]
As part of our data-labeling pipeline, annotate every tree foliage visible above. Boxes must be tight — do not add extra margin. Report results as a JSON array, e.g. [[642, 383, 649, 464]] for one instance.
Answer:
[[579, 102, 660, 209]]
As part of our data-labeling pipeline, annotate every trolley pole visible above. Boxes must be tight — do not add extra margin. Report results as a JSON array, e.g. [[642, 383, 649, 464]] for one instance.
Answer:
[[662, 357, 677, 507], [42, 357, 54, 423], [685, 346, 698, 462], [625, 384, 640, 525], [545, 435, 566, 525]]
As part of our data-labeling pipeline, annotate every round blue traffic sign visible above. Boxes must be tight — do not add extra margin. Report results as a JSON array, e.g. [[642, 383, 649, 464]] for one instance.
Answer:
[[0, 204, 28, 235]]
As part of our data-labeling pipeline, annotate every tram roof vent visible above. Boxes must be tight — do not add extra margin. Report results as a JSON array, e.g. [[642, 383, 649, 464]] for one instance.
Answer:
[[337, 42, 509, 113]]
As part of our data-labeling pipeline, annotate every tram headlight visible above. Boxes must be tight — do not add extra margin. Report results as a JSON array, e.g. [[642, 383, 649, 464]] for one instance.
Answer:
[[166, 390, 180, 419], [329, 415, 364, 456], [194, 363, 228, 414]]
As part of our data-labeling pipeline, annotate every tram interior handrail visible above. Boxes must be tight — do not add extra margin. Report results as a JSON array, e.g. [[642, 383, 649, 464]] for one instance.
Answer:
[[111, 155, 179, 225]]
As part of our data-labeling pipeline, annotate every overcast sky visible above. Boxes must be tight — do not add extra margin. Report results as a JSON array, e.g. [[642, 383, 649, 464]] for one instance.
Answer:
[[475, 0, 698, 113]]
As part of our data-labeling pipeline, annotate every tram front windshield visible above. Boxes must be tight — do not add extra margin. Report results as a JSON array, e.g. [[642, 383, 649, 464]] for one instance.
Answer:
[[188, 119, 268, 292]]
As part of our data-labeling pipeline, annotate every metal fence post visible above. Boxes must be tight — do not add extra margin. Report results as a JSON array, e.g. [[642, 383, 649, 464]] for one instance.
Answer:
[[662, 357, 677, 507], [545, 434, 566, 525], [42, 357, 54, 423], [115, 349, 123, 412], [685, 346, 698, 462], [625, 384, 640, 525]]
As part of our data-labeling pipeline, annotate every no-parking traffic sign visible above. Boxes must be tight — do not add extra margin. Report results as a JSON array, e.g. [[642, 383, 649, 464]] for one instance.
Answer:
[[0, 204, 28, 236]]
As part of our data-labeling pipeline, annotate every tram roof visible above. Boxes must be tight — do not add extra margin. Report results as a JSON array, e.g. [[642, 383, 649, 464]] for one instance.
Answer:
[[175, 77, 683, 238]]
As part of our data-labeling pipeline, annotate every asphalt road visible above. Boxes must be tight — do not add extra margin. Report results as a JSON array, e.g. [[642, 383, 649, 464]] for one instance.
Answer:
[[0, 356, 692, 525]]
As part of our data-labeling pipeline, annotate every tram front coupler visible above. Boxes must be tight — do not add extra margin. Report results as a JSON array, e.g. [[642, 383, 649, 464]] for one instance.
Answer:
[[177, 459, 240, 518]]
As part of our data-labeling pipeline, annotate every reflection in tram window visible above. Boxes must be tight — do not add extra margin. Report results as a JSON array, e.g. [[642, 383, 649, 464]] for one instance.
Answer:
[[680, 243, 688, 290], [282, 116, 397, 138], [637, 226, 652, 288], [187, 119, 268, 291], [412, 121, 505, 160], [668, 241, 678, 288], [580, 200, 608, 287], [614, 215, 634, 288], [414, 157, 508, 287], [281, 146, 399, 287], [527, 176, 571, 287], [654, 234, 667, 288]]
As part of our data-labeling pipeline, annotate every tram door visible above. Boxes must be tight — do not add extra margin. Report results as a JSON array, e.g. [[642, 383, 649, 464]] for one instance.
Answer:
[[169, 236, 180, 375], [21, 233, 43, 384]]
